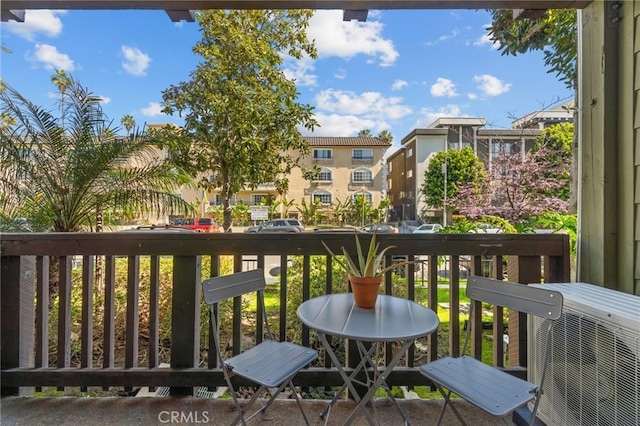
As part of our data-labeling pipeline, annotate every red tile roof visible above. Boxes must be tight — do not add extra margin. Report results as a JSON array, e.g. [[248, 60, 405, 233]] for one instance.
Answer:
[[303, 136, 391, 147]]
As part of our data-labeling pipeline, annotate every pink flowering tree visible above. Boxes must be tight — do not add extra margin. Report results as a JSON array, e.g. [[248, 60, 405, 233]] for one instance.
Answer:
[[452, 148, 569, 223]]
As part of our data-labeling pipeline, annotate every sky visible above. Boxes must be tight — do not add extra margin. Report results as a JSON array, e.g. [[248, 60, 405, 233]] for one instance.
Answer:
[[0, 8, 574, 149]]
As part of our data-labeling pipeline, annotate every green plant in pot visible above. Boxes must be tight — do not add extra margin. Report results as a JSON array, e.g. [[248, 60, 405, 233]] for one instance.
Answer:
[[322, 231, 410, 308]]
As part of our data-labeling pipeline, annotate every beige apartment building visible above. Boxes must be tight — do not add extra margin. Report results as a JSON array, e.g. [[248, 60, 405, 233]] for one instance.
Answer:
[[175, 136, 390, 222]]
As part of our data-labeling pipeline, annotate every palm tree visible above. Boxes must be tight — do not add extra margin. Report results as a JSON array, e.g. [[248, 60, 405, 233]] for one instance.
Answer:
[[358, 129, 373, 137], [1, 77, 195, 303], [121, 114, 136, 136], [51, 69, 71, 130], [377, 130, 393, 144]]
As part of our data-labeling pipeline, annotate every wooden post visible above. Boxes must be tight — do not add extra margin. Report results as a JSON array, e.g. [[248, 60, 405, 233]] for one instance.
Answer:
[[506, 256, 541, 367], [170, 255, 201, 396], [1, 256, 35, 396]]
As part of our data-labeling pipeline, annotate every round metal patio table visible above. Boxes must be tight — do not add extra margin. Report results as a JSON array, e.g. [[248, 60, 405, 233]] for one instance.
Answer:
[[297, 293, 439, 425]]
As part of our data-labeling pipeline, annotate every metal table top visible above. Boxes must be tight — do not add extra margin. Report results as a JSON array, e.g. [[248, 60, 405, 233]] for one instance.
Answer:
[[297, 293, 439, 342]]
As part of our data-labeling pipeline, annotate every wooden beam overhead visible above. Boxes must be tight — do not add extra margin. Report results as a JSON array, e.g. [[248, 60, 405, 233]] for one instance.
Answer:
[[0, 0, 594, 13]]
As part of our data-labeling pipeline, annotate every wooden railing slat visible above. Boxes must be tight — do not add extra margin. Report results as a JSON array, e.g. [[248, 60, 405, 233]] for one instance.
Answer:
[[35, 256, 49, 370], [149, 255, 160, 383], [80, 255, 94, 392]]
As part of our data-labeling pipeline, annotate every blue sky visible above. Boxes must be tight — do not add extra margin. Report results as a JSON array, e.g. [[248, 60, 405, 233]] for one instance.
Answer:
[[1, 8, 574, 147]]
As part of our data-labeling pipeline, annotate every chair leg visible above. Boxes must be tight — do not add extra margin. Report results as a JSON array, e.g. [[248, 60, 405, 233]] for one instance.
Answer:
[[436, 386, 467, 426], [289, 379, 312, 426], [230, 385, 269, 426], [222, 368, 249, 426]]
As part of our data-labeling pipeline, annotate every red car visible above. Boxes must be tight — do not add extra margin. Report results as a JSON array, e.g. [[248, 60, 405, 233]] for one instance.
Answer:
[[170, 217, 219, 233]]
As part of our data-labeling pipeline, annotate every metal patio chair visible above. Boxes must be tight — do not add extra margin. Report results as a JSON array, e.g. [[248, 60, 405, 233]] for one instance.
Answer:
[[202, 269, 318, 426], [419, 275, 563, 426]]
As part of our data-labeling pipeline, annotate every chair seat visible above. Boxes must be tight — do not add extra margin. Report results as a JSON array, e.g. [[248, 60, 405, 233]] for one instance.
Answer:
[[420, 355, 537, 417], [225, 340, 318, 388]]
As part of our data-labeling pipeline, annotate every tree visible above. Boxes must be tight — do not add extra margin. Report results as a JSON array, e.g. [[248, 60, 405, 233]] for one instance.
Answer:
[[421, 147, 487, 210], [487, 9, 577, 90], [1, 77, 195, 304], [159, 10, 318, 232], [51, 69, 71, 129], [0, 77, 194, 232], [532, 123, 573, 200], [452, 149, 569, 223], [121, 114, 136, 136], [357, 129, 373, 137], [377, 130, 393, 144], [487, 9, 578, 212]]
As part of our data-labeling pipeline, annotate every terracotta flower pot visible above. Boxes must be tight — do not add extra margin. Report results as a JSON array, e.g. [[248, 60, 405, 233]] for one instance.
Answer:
[[348, 275, 383, 309]]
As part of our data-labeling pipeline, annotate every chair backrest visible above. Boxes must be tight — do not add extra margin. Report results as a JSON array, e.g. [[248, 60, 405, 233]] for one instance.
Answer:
[[466, 276, 563, 320], [203, 268, 266, 305]]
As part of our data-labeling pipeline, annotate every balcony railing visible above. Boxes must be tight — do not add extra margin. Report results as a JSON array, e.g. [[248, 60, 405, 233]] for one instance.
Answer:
[[1, 232, 569, 397]]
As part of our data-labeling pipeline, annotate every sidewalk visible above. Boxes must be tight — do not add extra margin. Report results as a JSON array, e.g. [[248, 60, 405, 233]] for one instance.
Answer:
[[1, 396, 510, 425]]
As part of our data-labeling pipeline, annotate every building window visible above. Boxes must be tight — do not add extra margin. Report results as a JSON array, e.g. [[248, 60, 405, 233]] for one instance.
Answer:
[[214, 194, 236, 205], [388, 179, 392, 189], [408, 148, 413, 157], [312, 190, 332, 205], [352, 148, 373, 160], [388, 162, 393, 172], [491, 141, 520, 157], [352, 167, 373, 183], [407, 169, 413, 178], [353, 191, 373, 203], [252, 194, 267, 205], [314, 167, 332, 182], [313, 149, 333, 159]]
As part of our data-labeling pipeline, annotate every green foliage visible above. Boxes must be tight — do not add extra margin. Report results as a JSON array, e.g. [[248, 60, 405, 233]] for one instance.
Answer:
[[0, 77, 194, 231], [530, 212, 577, 254], [159, 10, 318, 232], [421, 147, 486, 211], [487, 9, 577, 90], [533, 123, 573, 200]]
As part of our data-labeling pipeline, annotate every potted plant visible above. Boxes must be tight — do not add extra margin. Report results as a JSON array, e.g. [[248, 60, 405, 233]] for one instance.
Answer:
[[322, 230, 410, 308]]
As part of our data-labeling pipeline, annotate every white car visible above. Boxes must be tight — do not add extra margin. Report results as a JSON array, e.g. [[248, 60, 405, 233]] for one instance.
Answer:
[[413, 224, 443, 234], [469, 223, 502, 234], [244, 219, 305, 233]]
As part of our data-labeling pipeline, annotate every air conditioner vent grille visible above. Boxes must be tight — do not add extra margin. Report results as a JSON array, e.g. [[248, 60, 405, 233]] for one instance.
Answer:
[[528, 283, 639, 426]]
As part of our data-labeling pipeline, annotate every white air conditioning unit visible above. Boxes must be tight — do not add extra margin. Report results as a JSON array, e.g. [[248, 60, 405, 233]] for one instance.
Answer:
[[528, 283, 639, 426]]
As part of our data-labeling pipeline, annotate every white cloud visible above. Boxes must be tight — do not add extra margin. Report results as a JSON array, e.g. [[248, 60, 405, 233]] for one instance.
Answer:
[[307, 11, 398, 67], [473, 33, 499, 50], [438, 29, 459, 42], [391, 80, 408, 91], [121, 46, 151, 77], [140, 102, 164, 117], [315, 89, 412, 120], [282, 55, 317, 87], [467, 93, 478, 100], [473, 74, 511, 96], [416, 104, 464, 128], [430, 78, 458, 98], [333, 68, 347, 80], [97, 96, 111, 105], [3, 10, 66, 41], [31, 43, 74, 71], [304, 112, 383, 137]]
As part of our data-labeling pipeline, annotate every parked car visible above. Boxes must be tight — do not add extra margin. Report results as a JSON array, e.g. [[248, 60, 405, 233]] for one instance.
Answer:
[[469, 223, 502, 234], [359, 224, 398, 234], [170, 217, 219, 233], [387, 220, 422, 234], [244, 219, 305, 233], [125, 224, 195, 233], [413, 223, 443, 234]]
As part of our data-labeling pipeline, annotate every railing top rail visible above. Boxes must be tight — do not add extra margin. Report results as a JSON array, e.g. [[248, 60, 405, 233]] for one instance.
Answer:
[[0, 232, 570, 257]]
